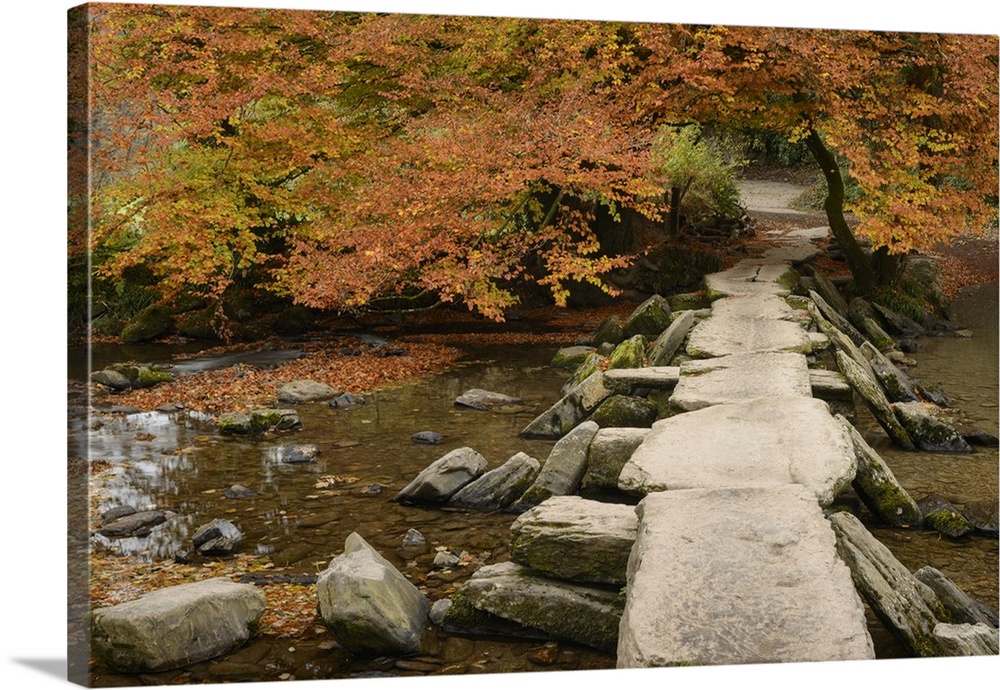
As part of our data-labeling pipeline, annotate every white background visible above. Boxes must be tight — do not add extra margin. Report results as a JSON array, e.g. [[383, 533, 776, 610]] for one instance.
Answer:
[[2, 1, 997, 689]]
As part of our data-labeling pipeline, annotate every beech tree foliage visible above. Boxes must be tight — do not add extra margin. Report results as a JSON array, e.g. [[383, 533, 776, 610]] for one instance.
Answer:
[[77, 6, 998, 326]]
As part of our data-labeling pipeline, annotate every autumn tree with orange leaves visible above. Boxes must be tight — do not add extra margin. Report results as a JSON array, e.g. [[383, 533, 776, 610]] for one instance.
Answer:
[[72, 5, 998, 336]]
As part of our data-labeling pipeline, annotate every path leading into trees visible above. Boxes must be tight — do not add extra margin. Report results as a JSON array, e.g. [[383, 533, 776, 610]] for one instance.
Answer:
[[616, 195, 877, 666]]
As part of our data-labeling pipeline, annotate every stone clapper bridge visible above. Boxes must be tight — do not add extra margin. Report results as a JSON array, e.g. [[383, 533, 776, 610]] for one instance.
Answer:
[[612, 229, 877, 666]]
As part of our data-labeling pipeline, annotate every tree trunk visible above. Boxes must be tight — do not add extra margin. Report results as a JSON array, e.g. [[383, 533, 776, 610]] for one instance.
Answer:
[[666, 186, 684, 239], [804, 128, 877, 294]]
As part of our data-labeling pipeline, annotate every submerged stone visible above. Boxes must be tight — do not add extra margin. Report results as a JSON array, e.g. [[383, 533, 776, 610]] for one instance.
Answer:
[[218, 409, 301, 434], [892, 402, 972, 453], [917, 494, 975, 538]]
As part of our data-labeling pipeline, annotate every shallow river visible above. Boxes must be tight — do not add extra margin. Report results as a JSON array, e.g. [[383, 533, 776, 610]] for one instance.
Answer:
[[73, 285, 998, 684]]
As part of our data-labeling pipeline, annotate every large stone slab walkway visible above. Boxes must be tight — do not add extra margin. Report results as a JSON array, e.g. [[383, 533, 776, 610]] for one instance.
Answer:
[[617, 228, 877, 666]]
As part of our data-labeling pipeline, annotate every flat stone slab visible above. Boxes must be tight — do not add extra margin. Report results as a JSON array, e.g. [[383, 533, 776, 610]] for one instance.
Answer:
[[686, 315, 813, 358], [785, 226, 831, 241], [617, 486, 874, 668], [669, 352, 811, 412], [619, 396, 856, 506], [759, 239, 823, 264], [602, 367, 680, 393], [704, 262, 796, 300], [709, 294, 801, 321]]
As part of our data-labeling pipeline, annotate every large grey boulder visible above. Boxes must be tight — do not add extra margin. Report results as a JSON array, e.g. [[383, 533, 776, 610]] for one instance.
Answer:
[[583, 427, 649, 490], [623, 295, 671, 338], [442, 561, 624, 652], [618, 486, 873, 668], [619, 396, 856, 506], [98, 509, 171, 538], [892, 402, 972, 452], [668, 351, 811, 412], [520, 372, 612, 439], [90, 577, 266, 672], [828, 511, 948, 657], [277, 380, 342, 404], [192, 519, 243, 556], [933, 623, 1000, 656], [510, 496, 638, 586], [454, 388, 524, 411], [647, 309, 696, 366], [395, 447, 488, 504], [218, 409, 301, 434], [316, 533, 429, 657], [913, 566, 999, 628], [510, 421, 599, 512], [836, 415, 921, 528], [448, 452, 541, 511], [835, 351, 915, 449]]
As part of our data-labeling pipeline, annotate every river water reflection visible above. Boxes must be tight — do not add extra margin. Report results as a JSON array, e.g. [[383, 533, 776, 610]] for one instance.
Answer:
[[77, 285, 998, 682]]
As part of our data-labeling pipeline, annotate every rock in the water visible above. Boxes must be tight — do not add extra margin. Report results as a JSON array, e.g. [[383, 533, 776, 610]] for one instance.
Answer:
[[583, 427, 649, 491], [962, 430, 1000, 447], [835, 351, 915, 450], [560, 352, 605, 395], [510, 422, 599, 512], [586, 394, 657, 428], [454, 388, 524, 411], [411, 430, 444, 445], [218, 409, 301, 434], [316, 533, 429, 657], [647, 309, 696, 366], [961, 499, 999, 537], [828, 511, 948, 657], [395, 447, 488, 504], [277, 379, 342, 404], [330, 393, 365, 409], [917, 495, 975, 538], [913, 566, 999, 628], [510, 496, 637, 585], [448, 452, 541, 511], [891, 402, 972, 453], [623, 295, 671, 338], [98, 510, 170, 538], [224, 484, 256, 499], [90, 577, 266, 672], [861, 342, 920, 403], [932, 623, 1000, 656], [276, 443, 320, 464], [443, 561, 624, 652], [872, 301, 925, 337], [551, 346, 596, 369], [836, 415, 921, 528], [192, 519, 243, 555], [91, 363, 175, 390]]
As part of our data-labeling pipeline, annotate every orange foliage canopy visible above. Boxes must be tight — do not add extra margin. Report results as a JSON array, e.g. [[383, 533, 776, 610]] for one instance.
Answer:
[[76, 5, 998, 320]]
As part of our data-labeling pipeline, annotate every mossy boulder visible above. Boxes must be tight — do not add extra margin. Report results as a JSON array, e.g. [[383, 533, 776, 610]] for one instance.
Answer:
[[561, 352, 605, 395], [218, 409, 302, 434], [667, 291, 709, 312], [175, 308, 221, 341], [120, 304, 174, 344], [510, 496, 638, 586], [917, 495, 975, 538], [648, 310, 696, 367], [91, 362, 175, 390], [606, 334, 647, 370], [623, 295, 672, 338], [891, 402, 972, 453], [591, 315, 624, 348], [587, 395, 657, 429], [551, 346, 596, 369]]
